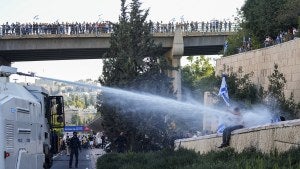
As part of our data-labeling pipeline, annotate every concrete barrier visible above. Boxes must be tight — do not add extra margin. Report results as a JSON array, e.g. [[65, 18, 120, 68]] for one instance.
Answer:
[[175, 119, 300, 154]]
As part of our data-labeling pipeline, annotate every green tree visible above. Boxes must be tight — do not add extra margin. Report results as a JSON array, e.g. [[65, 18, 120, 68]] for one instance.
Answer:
[[98, 0, 174, 151], [71, 114, 82, 125], [87, 95, 96, 108], [276, 0, 300, 30], [241, 0, 300, 41], [84, 95, 89, 108], [182, 57, 259, 106], [72, 95, 84, 108], [181, 56, 217, 101], [224, 0, 300, 56], [226, 71, 259, 106], [265, 64, 300, 118]]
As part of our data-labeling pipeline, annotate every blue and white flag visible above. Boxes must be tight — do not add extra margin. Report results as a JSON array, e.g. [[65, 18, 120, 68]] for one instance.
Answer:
[[224, 40, 228, 54], [218, 75, 230, 106], [33, 15, 39, 20], [216, 123, 226, 135]]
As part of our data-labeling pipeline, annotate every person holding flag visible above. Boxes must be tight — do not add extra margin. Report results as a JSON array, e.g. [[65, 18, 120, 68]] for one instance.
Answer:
[[216, 74, 230, 135], [218, 107, 244, 148], [217, 74, 244, 148]]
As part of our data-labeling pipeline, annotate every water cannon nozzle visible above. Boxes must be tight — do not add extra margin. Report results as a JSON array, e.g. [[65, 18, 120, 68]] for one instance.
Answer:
[[0, 66, 17, 77], [16, 71, 36, 77]]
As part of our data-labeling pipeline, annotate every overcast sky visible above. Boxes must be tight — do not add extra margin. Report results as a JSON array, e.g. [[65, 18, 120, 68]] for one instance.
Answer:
[[1, 0, 245, 82]]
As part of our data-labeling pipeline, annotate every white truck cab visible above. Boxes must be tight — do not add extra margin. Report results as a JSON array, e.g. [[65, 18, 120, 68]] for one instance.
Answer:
[[0, 66, 65, 169]]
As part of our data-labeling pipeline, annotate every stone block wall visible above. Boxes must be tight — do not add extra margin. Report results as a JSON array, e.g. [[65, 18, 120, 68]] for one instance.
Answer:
[[175, 119, 300, 154], [215, 38, 300, 102]]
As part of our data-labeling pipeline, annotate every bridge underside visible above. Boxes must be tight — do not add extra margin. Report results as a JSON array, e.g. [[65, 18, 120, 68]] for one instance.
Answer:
[[184, 45, 223, 55], [0, 48, 109, 62], [0, 45, 222, 62]]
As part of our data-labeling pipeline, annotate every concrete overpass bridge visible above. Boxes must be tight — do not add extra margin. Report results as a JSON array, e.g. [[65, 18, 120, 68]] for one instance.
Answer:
[[0, 31, 233, 63], [0, 28, 235, 99]]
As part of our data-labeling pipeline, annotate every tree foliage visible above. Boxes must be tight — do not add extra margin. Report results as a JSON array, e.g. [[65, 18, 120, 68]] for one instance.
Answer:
[[71, 114, 82, 125], [203, 70, 260, 108], [264, 64, 300, 118], [241, 0, 286, 41], [64, 94, 85, 108], [241, 0, 300, 41], [276, 0, 300, 29], [97, 147, 300, 169], [98, 0, 175, 152], [225, 71, 260, 106], [182, 56, 214, 85], [181, 56, 217, 102], [224, 0, 300, 56], [182, 57, 260, 108]]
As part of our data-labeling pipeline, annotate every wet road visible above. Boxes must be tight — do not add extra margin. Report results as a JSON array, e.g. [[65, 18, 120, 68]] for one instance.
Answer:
[[51, 148, 105, 169]]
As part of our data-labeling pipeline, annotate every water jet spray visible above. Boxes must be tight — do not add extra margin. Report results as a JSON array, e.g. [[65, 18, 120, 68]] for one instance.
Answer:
[[6, 65, 274, 133]]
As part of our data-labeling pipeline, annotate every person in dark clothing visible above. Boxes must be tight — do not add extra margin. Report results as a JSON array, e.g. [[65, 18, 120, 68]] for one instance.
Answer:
[[218, 107, 244, 148], [101, 135, 105, 148], [51, 131, 59, 154], [69, 132, 81, 168], [115, 132, 127, 153], [141, 134, 151, 152]]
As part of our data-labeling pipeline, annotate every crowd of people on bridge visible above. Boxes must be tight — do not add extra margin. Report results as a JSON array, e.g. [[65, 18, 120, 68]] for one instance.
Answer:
[[0, 20, 236, 36], [152, 20, 235, 33], [0, 21, 113, 36]]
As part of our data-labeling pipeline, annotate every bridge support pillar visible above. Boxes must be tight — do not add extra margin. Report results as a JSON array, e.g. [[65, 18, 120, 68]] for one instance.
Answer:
[[166, 28, 184, 100], [0, 57, 11, 66]]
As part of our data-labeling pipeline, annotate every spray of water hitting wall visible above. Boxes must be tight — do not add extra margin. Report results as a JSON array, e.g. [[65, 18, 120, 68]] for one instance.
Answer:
[[34, 75, 274, 130]]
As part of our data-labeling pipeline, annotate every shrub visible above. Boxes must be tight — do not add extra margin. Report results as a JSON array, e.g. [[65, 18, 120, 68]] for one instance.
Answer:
[[96, 147, 300, 169]]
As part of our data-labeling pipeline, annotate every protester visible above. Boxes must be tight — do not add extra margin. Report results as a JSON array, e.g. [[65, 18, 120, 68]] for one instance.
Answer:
[[0, 20, 237, 37], [69, 132, 81, 168], [59, 137, 66, 154], [101, 134, 106, 148], [88, 134, 94, 149], [115, 132, 127, 153], [218, 107, 244, 148], [141, 134, 151, 152]]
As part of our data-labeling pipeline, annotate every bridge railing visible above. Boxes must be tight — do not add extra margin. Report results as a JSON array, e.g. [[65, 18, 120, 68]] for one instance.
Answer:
[[0, 21, 239, 38]]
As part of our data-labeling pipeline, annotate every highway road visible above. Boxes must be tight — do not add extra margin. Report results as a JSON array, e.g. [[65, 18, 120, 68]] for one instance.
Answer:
[[51, 148, 105, 169]]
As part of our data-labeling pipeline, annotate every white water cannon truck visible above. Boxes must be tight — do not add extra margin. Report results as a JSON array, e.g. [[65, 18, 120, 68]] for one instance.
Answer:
[[0, 65, 65, 169]]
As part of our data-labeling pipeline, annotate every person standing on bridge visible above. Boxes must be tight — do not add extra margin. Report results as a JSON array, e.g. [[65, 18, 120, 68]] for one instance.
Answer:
[[69, 132, 81, 168]]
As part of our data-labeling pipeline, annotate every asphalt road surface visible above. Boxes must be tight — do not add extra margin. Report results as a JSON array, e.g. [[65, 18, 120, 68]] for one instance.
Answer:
[[51, 148, 105, 169]]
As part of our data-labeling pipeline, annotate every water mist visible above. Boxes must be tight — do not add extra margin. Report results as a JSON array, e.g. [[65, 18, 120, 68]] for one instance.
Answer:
[[35, 75, 274, 131]]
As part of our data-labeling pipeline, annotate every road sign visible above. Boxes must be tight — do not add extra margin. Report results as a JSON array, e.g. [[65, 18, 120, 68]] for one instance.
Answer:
[[64, 126, 84, 132]]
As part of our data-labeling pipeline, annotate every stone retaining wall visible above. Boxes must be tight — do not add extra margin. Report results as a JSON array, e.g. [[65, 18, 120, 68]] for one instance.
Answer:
[[175, 119, 300, 154], [215, 38, 300, 102]]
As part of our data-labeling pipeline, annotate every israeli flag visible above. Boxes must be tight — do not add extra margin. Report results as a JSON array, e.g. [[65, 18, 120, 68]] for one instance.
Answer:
[[218, 75, 230, 106], [217, 123, 226, 135], [224, 40, 228, 54], [33, 15, 39, 20]]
